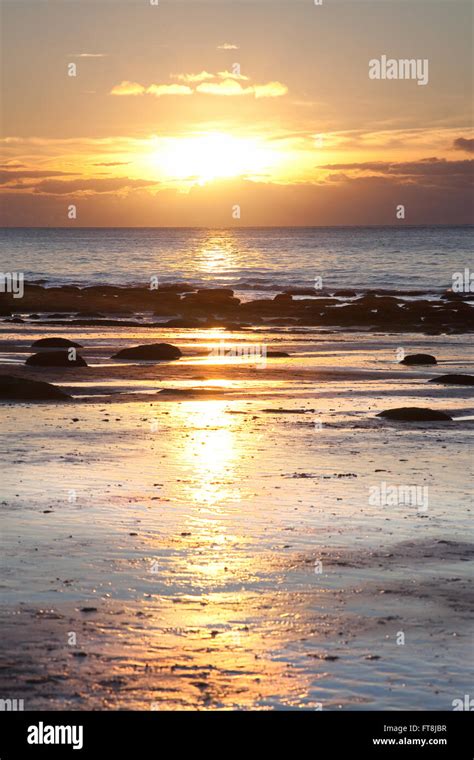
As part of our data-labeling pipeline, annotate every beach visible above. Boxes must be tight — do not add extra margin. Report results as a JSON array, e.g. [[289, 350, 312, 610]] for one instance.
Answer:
[[0, 280, 472, 710], [1, 0, 473, 737]]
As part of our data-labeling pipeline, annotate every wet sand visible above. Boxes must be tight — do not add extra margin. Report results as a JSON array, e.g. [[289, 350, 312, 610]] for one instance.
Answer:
[[0, 295, 473, 710]]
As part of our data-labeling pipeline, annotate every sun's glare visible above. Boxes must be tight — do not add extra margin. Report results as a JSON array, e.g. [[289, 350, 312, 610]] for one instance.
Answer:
[[150, 132, 280, 184]]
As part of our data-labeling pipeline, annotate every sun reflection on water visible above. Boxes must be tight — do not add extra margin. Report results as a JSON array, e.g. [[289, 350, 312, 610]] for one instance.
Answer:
[[195, 232, 239, 275], [173, 400, 240, 510]]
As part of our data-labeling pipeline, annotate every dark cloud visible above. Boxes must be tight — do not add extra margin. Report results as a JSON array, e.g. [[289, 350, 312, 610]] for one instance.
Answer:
[[30, 176, 159, 195], [93, 161, 131, 166], [0, 169, 78, 185], [453, 137, 474, 154], [1, 175, 472, 227], [319, 158, 473, 178], [0, 162, 27, 169]]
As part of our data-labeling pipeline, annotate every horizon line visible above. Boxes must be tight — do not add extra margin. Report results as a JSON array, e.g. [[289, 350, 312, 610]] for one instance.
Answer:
[[2, 224, 473, 231]]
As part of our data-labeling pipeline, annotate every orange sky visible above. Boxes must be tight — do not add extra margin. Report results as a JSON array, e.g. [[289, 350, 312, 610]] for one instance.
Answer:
[[1, 0, 473, 226]]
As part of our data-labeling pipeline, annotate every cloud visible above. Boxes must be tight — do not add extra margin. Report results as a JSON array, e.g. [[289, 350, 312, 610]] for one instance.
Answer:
[[146, 84, 192, 97], [174, 70, 250, 82], [453, 137, 474, 153], [319, 158, 474, 193], [196, 79, 250, 96], [111, 74, 287, 99], [2, 176, 471, 227], [0, 162, 26, 169], [110, 81, 146, 96], [69, 53, 107, 58], [93, 161, 130, 167], [217, 70, 249, 81], [320, 157, 473, 179], [253, 81, 288, 99], [29, 177, 159, 195], [217, 43, 239, 50], [0, 169, 78, 185], [111, 81, 192, 97], [172, 71, 215, 83], [196, 79, 287, 98]]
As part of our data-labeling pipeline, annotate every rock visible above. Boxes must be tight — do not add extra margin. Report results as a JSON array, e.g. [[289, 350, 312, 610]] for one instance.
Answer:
[[441, 291, 466, 300], [26, 352, 88, 367], [284, 288, 324, 296], [400, 353, 437, 365], [182, 289, 240, 310], [273, 293, 293, 303], [0, 375, 71, 401], [428, 374, 474, 386], [267, 351, 290, 357], [333, 289, 357, 297], [196, 288, 234, 298], [377, 407, 452, 422], [157, 283, 195, 294], [112, 343, 182, 360], [32, 337, 83, 348]]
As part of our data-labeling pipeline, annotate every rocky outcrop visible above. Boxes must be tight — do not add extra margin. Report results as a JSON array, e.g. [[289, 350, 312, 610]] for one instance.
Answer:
[[400, 354, 437, 365], [26, 352, 88, 367], [112, 343, 182, 360], [32, 337, 83, 348], [377, 407, 452, 421], [428, 374, 474, 385], [0, 375, 71, 400]]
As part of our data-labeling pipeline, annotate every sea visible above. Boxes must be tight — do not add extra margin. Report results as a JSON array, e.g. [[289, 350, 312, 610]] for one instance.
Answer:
[[1, 225, 472, 294]]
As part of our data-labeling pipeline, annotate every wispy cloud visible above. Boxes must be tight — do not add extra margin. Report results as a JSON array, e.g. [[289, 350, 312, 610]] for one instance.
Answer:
[[93, 161, 130, 167], [319, 158, 474, 190], [110, 81, 192, 97], [172, 71, 215, 83], [0, 169, 78, 185], [320, 157, 473, 176], [217, 43, 239, 50], [172, 70, 249, 83], [69, 53, 108, 58], [217, 70, 249, 81], [28, 177, 158, 195]]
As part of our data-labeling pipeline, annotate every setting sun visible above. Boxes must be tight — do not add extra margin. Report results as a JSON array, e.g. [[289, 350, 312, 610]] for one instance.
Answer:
[[150, 132, 281, 184]]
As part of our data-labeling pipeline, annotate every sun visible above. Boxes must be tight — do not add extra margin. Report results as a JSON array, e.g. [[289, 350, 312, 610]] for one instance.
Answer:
[[149, 132, 279, 185]]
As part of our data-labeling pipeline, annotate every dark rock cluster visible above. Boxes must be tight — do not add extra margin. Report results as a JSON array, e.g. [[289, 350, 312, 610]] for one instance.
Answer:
[[1, 285, 472, 333]]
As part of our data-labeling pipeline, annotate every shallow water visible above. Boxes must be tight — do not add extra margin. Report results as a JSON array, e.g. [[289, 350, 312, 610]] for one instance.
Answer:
[[0, 322, 472, 709]]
